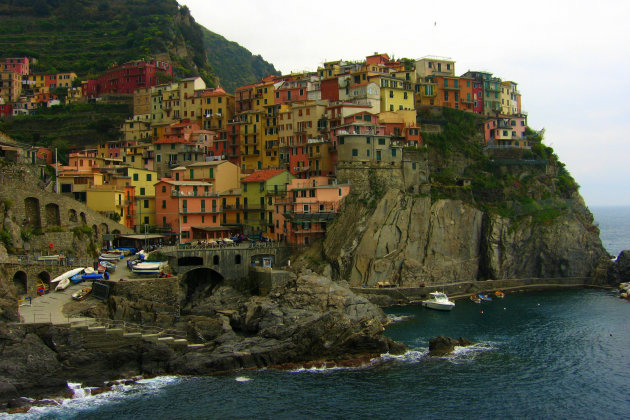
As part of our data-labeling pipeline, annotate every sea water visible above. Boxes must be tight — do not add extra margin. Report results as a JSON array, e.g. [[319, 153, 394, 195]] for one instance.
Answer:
[[11, 207, 630, 419]]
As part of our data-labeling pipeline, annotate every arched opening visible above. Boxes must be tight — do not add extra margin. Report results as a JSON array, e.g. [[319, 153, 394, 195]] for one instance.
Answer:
[[45, 203, 61, 226], [213, 255, 220, 265], [80, 212, 87, 224], [180, 267, 224, 313], [92, 224, 99, 237], [112, 229, 121, 235], [178, 256, 204, 266], [235, 254, 242, 264], [99, 223, 109, 236], [37, 271, 50, 293], [13, 271, 27, 296], [24, 197, 41, 230], [69, 209, 78, 223]]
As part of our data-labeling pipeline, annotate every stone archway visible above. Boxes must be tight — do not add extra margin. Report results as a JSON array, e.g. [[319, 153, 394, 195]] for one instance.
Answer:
[[80, 212, 87, 224], [13, 271, 27, 295], [24, 197, 41, 230], [112, 229, 121, 235], [92, 224, 99, 237], [180, 267, 224, 314], [99, 223, 108, 236], [69, 209, 78, 223], [37, 271, 51, 291], [45, 203, 61, 226]]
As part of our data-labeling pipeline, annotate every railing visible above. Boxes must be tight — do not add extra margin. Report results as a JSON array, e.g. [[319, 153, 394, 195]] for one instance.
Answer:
[[12, 255, 94, 267]]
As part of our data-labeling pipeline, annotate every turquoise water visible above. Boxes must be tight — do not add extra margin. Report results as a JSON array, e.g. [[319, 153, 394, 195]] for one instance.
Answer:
[[18, 289, 630, 419]]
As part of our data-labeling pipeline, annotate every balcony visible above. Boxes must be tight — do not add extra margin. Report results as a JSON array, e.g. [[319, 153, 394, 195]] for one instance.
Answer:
[[222, 204, 242, 210], [170, 191, 220, 198], [266, 186, 288, 195], [242, 204, 265, 211]]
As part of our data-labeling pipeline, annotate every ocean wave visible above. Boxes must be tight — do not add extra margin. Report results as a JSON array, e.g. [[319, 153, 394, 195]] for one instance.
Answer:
[[437, 342, 497, 363], [11, 376, 181, 419]]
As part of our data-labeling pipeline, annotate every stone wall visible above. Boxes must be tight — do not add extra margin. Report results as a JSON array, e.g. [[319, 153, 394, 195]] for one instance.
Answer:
[[0, 164, 132, 258]]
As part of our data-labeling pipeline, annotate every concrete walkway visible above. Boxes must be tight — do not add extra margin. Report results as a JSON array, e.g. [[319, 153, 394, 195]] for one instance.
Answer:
[[18, 281, 92, 324]]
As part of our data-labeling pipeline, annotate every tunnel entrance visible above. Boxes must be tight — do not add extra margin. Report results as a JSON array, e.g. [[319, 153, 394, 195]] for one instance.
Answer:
[[13, 271, 27, 296], [180, 267, 224, 313]]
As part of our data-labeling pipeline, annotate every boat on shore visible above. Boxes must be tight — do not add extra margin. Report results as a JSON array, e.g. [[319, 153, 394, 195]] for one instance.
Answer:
[[470, 294, 481, 303], [51, 267, 85, 284], [131, 262, 165, 275], [478, 294, 493, 302], [72, 287, 92, 301], [421, 292, 455, 311], [55, 277, 71, 291]]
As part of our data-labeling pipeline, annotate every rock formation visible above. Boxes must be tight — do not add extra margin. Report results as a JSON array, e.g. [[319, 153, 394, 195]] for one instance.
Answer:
[[428, 336, 474, 356], [0, 272, 406, 406]]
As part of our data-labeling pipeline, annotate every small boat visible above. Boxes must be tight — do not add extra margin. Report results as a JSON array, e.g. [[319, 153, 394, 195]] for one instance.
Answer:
[[72, 287, 92, 301], [51, 267, 85, 284], [470, 294, 481, 303], [495, 290, 505, 299], [421, 292, 455, 311], [55, 277, 71, 291], [100, 261, 117, 273], [99, 252, 124, 261], [70, 273, 84, 284], [37, 255, 59, 262], [478, 294, 493, 302], [131, 262, 164, 275]]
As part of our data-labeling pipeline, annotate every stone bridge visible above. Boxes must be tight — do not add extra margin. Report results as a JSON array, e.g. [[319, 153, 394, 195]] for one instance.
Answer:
[[161, 244, 291, 283], [1, 259, 92, 297]]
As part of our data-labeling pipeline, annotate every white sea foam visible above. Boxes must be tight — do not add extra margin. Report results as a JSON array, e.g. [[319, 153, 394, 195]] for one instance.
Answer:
[[235, 376, 252, 382], [439, 342, 496, 363], [8, 376, 181, 419], [387, 314, 414, 323]]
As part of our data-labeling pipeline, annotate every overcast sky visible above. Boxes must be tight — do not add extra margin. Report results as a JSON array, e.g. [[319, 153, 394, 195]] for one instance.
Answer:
[[180, 0, 630, 207]]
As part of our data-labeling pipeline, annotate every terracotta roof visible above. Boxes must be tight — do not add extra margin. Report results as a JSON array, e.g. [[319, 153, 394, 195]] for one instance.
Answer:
[[241, 169, 286, 183], [202, 87, 228, 96]]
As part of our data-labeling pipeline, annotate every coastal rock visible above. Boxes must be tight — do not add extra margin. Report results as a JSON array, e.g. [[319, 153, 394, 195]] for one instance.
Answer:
[[428, 336, 474, 356], [609, 250, 630, 283]]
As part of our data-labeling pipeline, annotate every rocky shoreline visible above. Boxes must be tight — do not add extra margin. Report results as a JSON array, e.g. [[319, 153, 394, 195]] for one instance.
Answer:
[[0, 272, 407, 411]]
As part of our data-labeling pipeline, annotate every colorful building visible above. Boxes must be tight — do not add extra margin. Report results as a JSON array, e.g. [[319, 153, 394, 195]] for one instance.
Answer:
[[84, 59, 173, 97], [274, 176, 350, 244], [241, 169, 294, 235]]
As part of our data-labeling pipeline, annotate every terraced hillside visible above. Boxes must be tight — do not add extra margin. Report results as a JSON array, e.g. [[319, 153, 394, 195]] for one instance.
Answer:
[[0, 0, 278, 90]]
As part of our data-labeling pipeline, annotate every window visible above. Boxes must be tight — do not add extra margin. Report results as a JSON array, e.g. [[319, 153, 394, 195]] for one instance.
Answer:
[[133, 173, 139, 181], [243, 184, 248, 192], [391, 149, 397, 158], [378, 138, 385, 145], [352, 149, 358, 157], [412, 162, 417, 170], [260, 182, 264, 192], [303, 205, 309, 213], [338, 188, 342, 196], [144, 200, 149, 209], [146, 174, 151, 181], [140, 187, 145, 195], [339, 137, 344, 145], [183, 215, 187, 223], [389, 90, 394, 98], [162, 185, 166, 193], [162, 200, 166, 209]]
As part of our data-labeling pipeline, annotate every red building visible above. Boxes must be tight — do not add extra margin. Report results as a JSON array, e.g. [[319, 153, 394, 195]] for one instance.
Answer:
[[84, 59, 173, 97], [0, 102, 12, 117], [2, 57, 29, 75]]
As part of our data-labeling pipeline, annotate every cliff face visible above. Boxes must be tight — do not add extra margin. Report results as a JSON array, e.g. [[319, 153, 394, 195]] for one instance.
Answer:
[[324, 190, 605, 287], [323, 110, 607, 286]]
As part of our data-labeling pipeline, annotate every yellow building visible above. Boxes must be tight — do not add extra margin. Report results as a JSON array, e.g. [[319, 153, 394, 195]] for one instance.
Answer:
[[372, 74, 414, 112], [121, 143, 152, 169], [219, 188, 243, 227], [182, 160, 240, 193], [239, 110, 265, 171], [500, 81, 520, 115], [201, 87, 235, 132], [108, 167, 158, 228], [86, 186, 126, 225], [133, 87, 152, 116], [121, 114, 152, 142]]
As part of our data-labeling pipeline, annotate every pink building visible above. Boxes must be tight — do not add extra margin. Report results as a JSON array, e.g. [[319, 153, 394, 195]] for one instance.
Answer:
[[273, 176, 350, 244], [484, 115, 528, 148], [2, 57, 29, 75]]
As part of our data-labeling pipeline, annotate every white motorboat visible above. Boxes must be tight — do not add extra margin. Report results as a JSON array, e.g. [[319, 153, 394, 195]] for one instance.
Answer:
[[421, 292, 455, 311], [50, 267, 85, 284]]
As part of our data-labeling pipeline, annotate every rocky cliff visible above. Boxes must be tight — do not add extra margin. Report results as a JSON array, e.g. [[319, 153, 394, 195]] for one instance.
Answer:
[[323, 109, 607, 287]]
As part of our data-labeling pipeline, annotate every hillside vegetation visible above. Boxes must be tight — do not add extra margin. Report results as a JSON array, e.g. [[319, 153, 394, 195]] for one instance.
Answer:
[[0, 0, 278, 91]]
